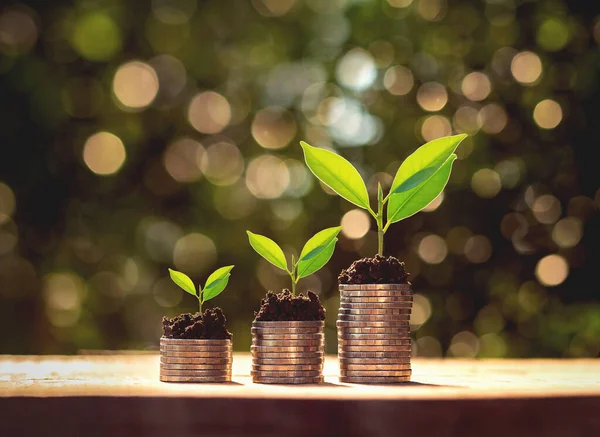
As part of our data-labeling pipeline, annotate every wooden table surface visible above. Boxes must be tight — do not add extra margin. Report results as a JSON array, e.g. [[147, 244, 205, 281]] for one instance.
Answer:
[[1, 354, 599, 436]]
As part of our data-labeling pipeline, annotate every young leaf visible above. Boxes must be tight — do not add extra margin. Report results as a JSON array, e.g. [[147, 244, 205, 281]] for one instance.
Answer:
[[300, 141, 370, 210], [298, 226, 343, 262], [297, 238, 338, 279], [202, 273, 232, 302], [247, 231, 288, 271], [390, 134, 466, 195], [168, 268, 197, 297], [204, 265, 234, 291], [387, 154, 457, 224]]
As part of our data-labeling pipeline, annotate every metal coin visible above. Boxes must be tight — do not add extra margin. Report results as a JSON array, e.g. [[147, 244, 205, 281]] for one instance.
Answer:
[[339, 302, 413, 309], [251, 358, 323, 365], [252, 350, 323, 357], [251, 370, 322, 378], [251, 328, 322, 335], [160, 375, 231, 383], [339, 376, 411, 384], [252, 333, 324, 340], [339, 363, 411, 371], [252, 354, 323, 361], [252, 364, 322, 371], [160, 338, 231, 345], [340, 297, 413, 303], [252, 321, 324, 328], [337, 315, 411, 323], [338, 338, 411, 346], [339, 356, 411, 364], [336, 327, 409, 334], [339, 284, 412, 292], [338, 345, 412, 352], [340, 287, 412, 296], [160, 345, 232, 352], [159, 351, 232, 358], [160, 363, 231, 370], [252, 376, 323, 384], [340, 370, 412, 377], [251, 345, 322, 353], [339, 308, 411, 315], [337, 332, 411, 340], [160, 356, 231, 364], [336, 320, 410, 327], [252, 339, 324, 347], [160, 369, 232, 376], [339, 351, 412, 358]]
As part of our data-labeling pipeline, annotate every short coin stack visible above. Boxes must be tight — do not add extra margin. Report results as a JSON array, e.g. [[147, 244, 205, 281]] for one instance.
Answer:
[[160, 338, 232, 383], [251, 321, 324, 384], [337, 284, 413, 383]]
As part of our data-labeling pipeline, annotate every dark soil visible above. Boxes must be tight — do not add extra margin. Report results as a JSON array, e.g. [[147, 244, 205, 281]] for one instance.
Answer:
[[254, 289, 326, 321], [162, 307, 232, 339], [338, 254, 410, 284]]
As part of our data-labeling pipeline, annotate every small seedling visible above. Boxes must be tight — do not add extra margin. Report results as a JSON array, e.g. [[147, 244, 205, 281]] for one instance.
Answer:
[[168, 266, 234, 313], [300, 134, 467, 256], [247, 227, 342, 295]]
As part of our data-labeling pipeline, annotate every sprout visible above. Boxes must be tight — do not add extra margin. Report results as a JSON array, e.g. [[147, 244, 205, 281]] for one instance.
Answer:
[[168, 266, 234, 313]]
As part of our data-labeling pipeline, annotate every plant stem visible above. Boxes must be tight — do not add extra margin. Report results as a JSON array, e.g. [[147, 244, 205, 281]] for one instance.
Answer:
[[290, 254, 296, 296], [198, 297, 203, 314], [377, 183, 384, 256]]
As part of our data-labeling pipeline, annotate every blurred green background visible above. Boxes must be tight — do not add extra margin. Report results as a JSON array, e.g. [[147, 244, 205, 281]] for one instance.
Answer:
[[1, 0, 599, 358]]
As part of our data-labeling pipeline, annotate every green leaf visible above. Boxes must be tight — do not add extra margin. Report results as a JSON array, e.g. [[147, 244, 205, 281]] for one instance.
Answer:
[[168, 268, 197, 297], [390, 134, 466, 195], [204, 265, 234, 292], [387, 154, 457, 224], [299, 226, 343, 262], [300, 141, 370, 210], [202, 270, 233, 302], [247, 231, 288, 271], [297, 238, 338, 279]]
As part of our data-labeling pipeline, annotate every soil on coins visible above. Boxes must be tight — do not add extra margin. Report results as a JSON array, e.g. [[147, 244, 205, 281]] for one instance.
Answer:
[[162, 308, 233, 339], [254, 289, 326, 321], [338, 254, 410, 284]]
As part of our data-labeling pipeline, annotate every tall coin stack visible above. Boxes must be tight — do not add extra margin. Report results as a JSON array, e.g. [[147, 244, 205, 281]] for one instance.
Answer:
[[251, 321, 324, 384], [337, 284, 413, 383], [160, 338, 232, 383]]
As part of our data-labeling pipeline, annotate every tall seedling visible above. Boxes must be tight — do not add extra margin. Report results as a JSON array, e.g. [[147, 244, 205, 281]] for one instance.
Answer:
[[300, 135, 467, 256], [247, 227, 342, 295]]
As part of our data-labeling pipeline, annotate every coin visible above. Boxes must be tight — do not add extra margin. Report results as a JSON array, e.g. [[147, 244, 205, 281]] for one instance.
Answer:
[[160, 345, 232, 352], [251, 358, 323, 365], [160, 375, 231, 383], [338, 338, 411, 346], [252, 333, 324, 340], [252, 376, 323, 384], [338, 345, 412, 352], [339, 376, 411, 384], [337, 315, 411, 323], [340, 297, 413, 304], [251, 370, 322, 378], [336, 320, 410, 327], [252, 353, 324, 360], [340, 370, 411, 377], [252, 321, 324, 328], [339, 302, 413, 309], [252, 364, 322, 371], [339, 351, 412, 358], [251, 345, 323, 352], [340, 287, 412, 295], [160, 356, 231, 364], [339, 356, 411, 363], [160, 338, 231, 345], [338, 307, 411, 315], [160, 363, 231, 370], [339, 284, 412, 291], [337, 332, 411, 340], [251, 328, 322, 335], [337, 327, 407, 334], [160, 369, 232, 376], [339, 363, 411, 371], [159, 351, 232, 358], [252, 339, 324, 347]]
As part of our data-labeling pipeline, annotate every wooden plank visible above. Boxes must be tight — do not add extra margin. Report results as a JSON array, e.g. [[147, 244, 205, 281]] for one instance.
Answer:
[[0, 354, 599, 436]]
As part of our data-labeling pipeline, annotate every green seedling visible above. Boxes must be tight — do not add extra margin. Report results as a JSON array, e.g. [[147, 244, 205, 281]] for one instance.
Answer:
[[300, 134, 467, 256], [168, 265, 234, 313], [247, 227, 342, 295]]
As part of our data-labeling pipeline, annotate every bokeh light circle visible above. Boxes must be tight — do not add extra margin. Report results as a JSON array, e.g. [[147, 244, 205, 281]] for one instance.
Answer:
[[188, 91, 231, 134], [341, 209, 371, 239], [533, 99, 563, 129], [535, 254, 569, 286], [83, 132, 126, 176], [113, 61, 159, 110]]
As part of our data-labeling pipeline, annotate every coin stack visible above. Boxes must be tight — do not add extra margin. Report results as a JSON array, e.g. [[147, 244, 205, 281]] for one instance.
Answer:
[[337, 284, 413, 383], [160, 338, 232, 383], [251, 321, 324, 384]]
